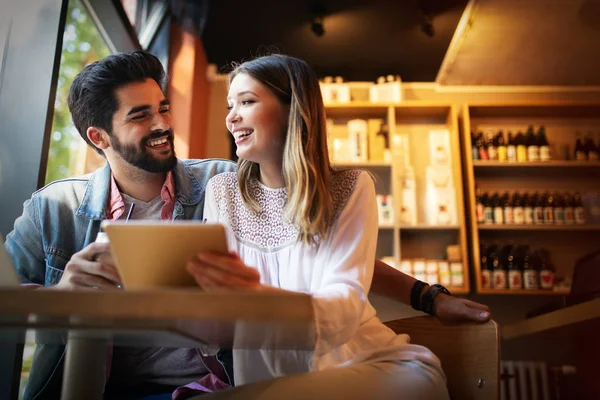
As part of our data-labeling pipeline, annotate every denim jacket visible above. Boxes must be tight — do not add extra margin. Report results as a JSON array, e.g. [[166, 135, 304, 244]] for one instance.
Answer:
[[4, 158, 236, 399]]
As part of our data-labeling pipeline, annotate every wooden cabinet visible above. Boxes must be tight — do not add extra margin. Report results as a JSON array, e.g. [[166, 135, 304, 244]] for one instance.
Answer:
[[461, 102, 600, 295], [326, 102, 469, 295]]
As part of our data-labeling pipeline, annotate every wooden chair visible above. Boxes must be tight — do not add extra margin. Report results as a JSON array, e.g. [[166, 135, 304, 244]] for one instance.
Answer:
[[384, 316, 500, 400]]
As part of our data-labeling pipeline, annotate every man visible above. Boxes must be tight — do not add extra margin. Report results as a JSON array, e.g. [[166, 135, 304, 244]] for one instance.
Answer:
[[5, 51, 489, 399]]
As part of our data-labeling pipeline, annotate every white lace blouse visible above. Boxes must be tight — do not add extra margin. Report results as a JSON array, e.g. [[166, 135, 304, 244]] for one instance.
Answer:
[[203, 170, 439, 385]]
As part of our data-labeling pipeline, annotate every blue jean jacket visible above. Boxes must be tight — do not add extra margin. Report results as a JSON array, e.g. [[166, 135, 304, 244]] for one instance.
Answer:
[[4, 158, 235, 399]]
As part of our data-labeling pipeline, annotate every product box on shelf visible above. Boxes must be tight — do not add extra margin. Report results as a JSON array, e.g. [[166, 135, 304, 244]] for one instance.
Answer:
[[320, 77, 350, 104], [369, 75, 402, 103], [429, 129, 452, 167], [347, 119, 369, 163]]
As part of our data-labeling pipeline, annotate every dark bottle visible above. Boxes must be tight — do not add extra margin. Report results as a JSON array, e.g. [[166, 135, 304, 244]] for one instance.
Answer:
[[543, 192, 555, 224], [553, 191, 565, 225], [574, 132, 586, 161], [574, 192, 586, 224], [492, 193, 504, 224], [471, 132, 479, 161], [507, 131, 517, 163], [563, 192, 575, 225], [483, 192, 494, 224], [477, 131, 488, 160], [538, 126, 551, 161], [503, 192, 514, 224], [377, 123, 390, 149], [486, 130, 498, 161], [585, 132, 599, 161], [526, 125, 540, 162], [533, 192, 545, 225], [513, 192, 524, 225], [489, 244, 506, 289], [521, 246, 538, 290], [475, 187, 485, 224], [497, 131, 507, 162], [516, 131, 527, 162], [480, 244, 491, 289], [505, 244, 522, 290], [538, 248, 555, 290]]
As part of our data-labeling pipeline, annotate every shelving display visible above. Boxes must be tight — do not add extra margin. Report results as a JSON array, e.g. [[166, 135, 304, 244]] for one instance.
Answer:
[[326, 102, 469, 294], [462, 102, 600, 294]]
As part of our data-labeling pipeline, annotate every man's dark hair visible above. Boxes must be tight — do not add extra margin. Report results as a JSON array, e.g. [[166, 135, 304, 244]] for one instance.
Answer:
[[67, 51, 166, 155]]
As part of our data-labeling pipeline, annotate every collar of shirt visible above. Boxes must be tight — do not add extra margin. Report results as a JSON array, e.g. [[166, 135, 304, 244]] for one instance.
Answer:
[[105, 171, 176, 221]]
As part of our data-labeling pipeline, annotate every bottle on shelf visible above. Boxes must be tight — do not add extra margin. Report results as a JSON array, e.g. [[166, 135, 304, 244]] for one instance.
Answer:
[[537, 125, 551, 162], [543, 192, 555, 224], [483, 193, 494, 224], [585, 132, 599, 161], [573, 192, 586, 225], [497, 130, 507, 162], [489, 244, 506, 289], [506, 131, 517, 163], [376, 122, 391, 162], [505, 244, 522, 290], [523, 192, 534, 225], [538, 248, 555, 290], [492, 192, 504, 224], [553, 191, 565, 225], [480, 244, 491, 289], [563, 192, 575, 225], [486, 130, 498, 161], [503, 192, 514, 224], [526, 125, 540, 162], [574, 132, 586, 161], [475, 187, 485, 224], [471, 132, 479, 161], [513, 192, 524, 225], [521, 246, 539, 290], [533, 192, 545, 225], [477, 131, 488, 160], [516, 131, 527, 162]]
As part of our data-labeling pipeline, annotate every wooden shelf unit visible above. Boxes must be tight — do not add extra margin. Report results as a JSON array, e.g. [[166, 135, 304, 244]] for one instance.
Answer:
[[477, 224, 600, 231], [461, 101, 600, 294], [326, 102, 470, 294], [473, 160, 600, 168], [477, 288, 570, 296]]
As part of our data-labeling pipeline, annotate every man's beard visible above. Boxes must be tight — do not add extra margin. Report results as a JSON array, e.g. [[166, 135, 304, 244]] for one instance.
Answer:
[[110, 130, 177, 173]]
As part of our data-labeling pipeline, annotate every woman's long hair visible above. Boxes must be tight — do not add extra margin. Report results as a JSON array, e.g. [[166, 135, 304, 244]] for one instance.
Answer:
[[230, 55, 333, 246]]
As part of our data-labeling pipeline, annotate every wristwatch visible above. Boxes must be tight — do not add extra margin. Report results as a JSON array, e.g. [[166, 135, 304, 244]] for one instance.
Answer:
[[420, 284, 451, 316]]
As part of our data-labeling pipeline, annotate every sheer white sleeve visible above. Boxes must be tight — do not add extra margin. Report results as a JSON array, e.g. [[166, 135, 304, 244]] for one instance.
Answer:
[[311, 171, 379, 357]]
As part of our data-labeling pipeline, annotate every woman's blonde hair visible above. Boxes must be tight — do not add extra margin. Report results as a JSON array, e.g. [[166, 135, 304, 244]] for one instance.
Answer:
[[230, 54, 332, 245]]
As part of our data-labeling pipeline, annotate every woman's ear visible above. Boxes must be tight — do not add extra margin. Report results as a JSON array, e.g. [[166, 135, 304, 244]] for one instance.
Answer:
[[86, 126, 110, 151]]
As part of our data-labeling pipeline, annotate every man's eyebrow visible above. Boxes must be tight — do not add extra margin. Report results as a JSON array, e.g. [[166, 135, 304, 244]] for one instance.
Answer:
[[127, 105, 151, 116], [127, 99, 170, 116], [226, 90, 257, 101]]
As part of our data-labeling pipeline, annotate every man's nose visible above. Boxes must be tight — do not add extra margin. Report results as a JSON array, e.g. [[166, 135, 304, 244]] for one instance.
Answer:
[[151, 111, 171, 131]]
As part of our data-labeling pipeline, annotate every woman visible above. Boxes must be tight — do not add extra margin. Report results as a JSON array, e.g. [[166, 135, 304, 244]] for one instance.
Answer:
[[187, 54, 450, 399]]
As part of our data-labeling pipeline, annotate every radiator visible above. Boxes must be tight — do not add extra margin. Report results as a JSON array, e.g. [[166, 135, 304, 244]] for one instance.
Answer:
[[501, 361, 551, 400]]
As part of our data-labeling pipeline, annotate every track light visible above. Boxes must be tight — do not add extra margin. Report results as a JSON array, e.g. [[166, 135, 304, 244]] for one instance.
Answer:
[[311, 15, 325, 37]]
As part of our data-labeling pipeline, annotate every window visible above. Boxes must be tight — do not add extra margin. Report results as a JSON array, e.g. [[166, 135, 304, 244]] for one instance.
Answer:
[[44, 0, 111, 185]]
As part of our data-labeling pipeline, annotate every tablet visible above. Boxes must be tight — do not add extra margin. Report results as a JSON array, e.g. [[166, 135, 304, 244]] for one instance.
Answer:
[[101, 221, 229, 290]]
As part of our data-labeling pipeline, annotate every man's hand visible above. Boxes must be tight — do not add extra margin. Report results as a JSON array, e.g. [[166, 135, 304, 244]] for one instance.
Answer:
[[433, 294, 491, 323], [52, 242, 122, 290], [187, 251, 261, 292]]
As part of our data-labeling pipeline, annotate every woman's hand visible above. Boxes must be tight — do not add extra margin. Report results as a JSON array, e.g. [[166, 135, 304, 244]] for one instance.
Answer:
[[433, 294, 491, 323], [187, 251, 261, 292]]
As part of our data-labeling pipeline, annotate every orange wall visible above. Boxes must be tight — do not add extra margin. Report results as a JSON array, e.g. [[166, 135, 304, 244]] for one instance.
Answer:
[[167, 22, 210, 159]]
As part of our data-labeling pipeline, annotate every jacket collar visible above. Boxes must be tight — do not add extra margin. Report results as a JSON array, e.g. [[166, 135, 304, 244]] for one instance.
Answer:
[[76, 159, 202, 220]]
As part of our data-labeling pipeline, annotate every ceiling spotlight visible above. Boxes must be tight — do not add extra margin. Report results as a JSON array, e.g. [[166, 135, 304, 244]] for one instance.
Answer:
[[419, 10, 435, 38], [311, 15, 325, 37]]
